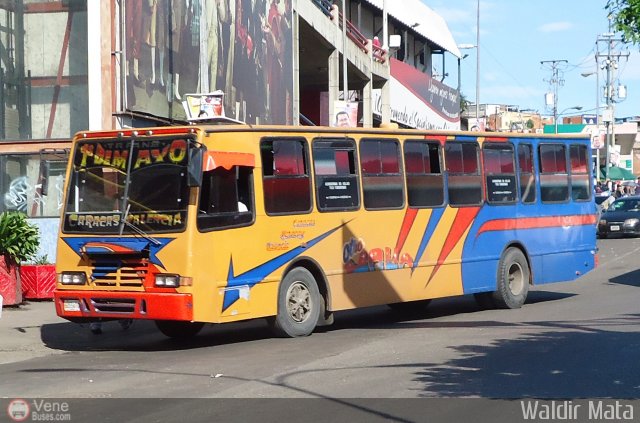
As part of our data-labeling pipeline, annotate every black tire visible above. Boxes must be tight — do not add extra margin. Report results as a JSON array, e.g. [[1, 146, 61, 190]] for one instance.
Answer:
[[598, 232, 607, 239], [269, 267, 321, 337], [492, 248, 530, 309], [473, 292, 496, 310], [387, 299, 431, 314], [155, 320, 205, 338]]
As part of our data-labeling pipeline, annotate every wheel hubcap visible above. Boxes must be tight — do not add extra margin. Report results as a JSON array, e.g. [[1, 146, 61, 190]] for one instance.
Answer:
[[508, 262, 524, 295], [286, 282, 311, 323]]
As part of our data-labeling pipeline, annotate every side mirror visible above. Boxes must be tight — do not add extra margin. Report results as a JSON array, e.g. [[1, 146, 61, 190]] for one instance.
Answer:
[[187, 147, 203, 187]]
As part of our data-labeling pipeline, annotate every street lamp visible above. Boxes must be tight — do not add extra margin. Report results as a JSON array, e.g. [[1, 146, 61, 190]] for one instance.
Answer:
[[458, 43, 478, 126], [554, 106, 583, 134], [458, 0, 480, 126]]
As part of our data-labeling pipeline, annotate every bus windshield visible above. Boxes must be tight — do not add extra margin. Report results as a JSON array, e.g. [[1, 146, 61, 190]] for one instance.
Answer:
[[62, 137, 192, 234]]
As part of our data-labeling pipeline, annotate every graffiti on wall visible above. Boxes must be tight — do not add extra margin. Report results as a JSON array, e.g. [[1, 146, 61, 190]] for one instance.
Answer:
[[3, 175, 64, 217]]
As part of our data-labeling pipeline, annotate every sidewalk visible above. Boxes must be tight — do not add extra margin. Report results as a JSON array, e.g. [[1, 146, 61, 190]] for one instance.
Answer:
[[0, 301, 68, 365]]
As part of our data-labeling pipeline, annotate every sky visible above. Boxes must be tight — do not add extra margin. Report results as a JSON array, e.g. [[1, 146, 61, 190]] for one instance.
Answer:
[[425, 0, 640, 119]]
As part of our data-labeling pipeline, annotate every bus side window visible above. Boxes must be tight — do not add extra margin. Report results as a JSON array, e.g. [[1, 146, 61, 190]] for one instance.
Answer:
[[570, 144, 591, 201], [197, 165, 254, 231], [312, 138, 360, 211], [360, 138, 404, 210], [261, 138, 312, 215], [518, 143, 536, 204], [403, 140, 444, 207], [445, 141, 483, 206], [483, 143, 517, 204], [539, 144, 569, 203]]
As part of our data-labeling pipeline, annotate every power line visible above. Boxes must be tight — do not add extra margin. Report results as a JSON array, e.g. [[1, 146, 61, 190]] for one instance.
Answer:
[[540, 59, 568, 125]]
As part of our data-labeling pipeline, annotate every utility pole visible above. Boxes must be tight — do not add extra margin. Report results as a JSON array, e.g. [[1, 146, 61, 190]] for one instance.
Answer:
[[596, 20, 629, 179], [541, 59, 568, 132]]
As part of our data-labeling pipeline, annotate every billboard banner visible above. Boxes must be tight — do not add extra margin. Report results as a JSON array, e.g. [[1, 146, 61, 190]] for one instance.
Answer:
[[374, 58, 461, 130], [332, 101, 358, 127], [123, 0, 293, 125]]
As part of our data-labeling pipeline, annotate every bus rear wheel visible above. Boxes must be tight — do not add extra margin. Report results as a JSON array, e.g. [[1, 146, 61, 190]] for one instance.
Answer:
[[155, 320, 205, 338], [492, 248, 530, 309], [269, 267, 321, 338]]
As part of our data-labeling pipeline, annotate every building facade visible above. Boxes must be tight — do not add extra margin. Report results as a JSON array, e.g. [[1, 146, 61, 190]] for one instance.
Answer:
[[0, 0, 462, 260]]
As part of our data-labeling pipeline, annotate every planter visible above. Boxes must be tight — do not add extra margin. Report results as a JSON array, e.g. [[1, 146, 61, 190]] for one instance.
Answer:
[[0, 254, 22, 306], [20, 264, 56, 300]]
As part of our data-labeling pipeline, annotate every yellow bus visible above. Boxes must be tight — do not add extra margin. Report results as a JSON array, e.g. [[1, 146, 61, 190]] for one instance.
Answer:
[[54, 124, 597, 338]]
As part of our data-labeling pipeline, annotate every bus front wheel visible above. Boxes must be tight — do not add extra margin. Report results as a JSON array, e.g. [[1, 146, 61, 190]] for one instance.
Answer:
[[269, 267, 321, 338], [155, 320, 205, 338], [492, 248, 530, 309]]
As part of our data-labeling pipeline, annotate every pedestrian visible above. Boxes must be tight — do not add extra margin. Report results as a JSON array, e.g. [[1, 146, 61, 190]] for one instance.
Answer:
[[90, 319, 133, 335]]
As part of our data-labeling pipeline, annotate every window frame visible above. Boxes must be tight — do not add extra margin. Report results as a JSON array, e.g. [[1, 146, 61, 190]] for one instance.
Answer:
[[538, 143, 570, 204], [312, 137, 361, 212], [260, 137, 313, 216], [403, 139, 445, 208], [482, 142, 518, 205], [445, 140, 484, 207], [517, 143, 537, 204], [197, 165, 256, 232], [359, 137, 406, 210], [569, 143, 592, 202]]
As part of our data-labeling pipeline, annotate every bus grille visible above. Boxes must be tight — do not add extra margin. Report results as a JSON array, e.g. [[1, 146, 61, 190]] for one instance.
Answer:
[[90, 258, 148, 288], [91, 298, 136, 313]]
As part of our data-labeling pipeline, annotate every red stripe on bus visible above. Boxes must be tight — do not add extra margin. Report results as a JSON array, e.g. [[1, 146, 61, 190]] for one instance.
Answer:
[[427, 207, 480, 285], [395, 208, 419, 255], [477, 215, 598, 235]]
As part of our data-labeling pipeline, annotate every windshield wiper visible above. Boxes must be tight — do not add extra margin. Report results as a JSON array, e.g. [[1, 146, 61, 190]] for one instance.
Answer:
[[119, 203, 161, 246]]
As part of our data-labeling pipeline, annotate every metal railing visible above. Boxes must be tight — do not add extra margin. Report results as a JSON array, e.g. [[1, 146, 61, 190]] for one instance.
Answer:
[[313, 0, 333, 16], [311, 0, 386, 63]]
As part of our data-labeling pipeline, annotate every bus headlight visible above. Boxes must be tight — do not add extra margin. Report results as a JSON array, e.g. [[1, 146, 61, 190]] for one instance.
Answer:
[[155, 274, 181, 287], [59, 272, 87, 285]]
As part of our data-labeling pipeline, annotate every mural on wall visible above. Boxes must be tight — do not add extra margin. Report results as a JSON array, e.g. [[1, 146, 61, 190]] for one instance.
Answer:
[[123, 0, 294, 125]]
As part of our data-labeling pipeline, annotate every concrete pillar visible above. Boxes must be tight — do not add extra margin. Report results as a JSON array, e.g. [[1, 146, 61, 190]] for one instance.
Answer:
[[362, 78, 372, 128], [362, 39, 373, 128], [292, 6, 300, 125], [381, 78, 391, 124], [87, 1, 103, 130], [328, 49, 340, 126]]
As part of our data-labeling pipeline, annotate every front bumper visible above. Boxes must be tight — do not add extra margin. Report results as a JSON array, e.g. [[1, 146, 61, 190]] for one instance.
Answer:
[[598, 222, 640, 237], [54, 290, 194, 322]]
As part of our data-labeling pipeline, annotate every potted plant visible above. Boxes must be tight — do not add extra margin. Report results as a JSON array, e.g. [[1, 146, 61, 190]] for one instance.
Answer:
[[21, 254, 56, 300], [0, 212, 40, 306]]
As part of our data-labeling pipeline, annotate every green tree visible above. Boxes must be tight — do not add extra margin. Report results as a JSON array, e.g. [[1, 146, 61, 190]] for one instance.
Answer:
[[607, 0, 640, 44], [459, 93, 470, 114], [526, 119, 535, 129]]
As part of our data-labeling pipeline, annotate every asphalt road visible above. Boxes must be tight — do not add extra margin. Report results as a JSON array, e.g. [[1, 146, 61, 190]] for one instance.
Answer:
[[1, 237, 640, 421]]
